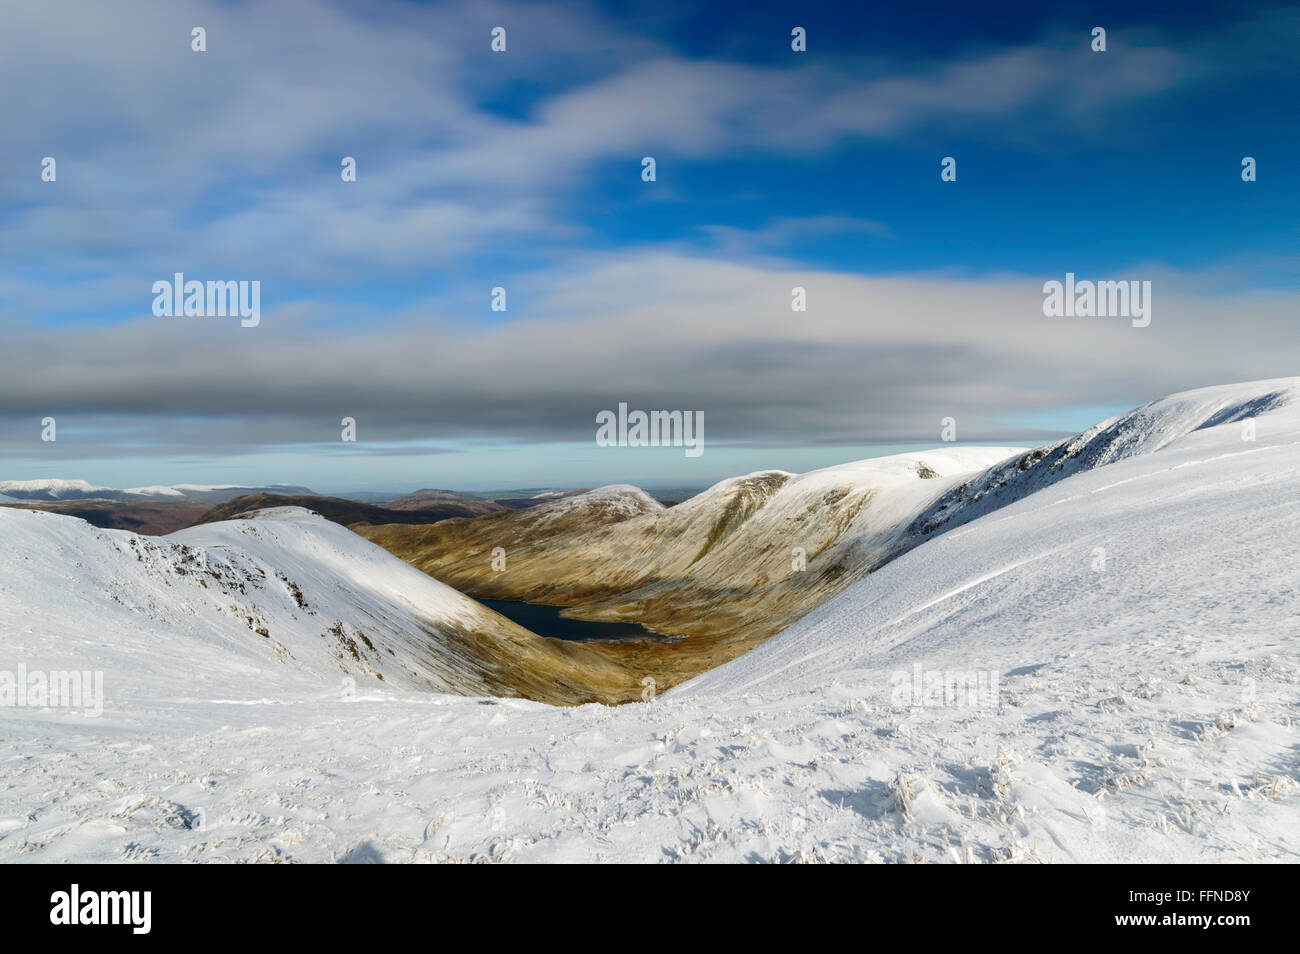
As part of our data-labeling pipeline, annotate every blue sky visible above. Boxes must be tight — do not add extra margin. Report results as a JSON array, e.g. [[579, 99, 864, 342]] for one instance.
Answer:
[[0, 0, 1297, 492]]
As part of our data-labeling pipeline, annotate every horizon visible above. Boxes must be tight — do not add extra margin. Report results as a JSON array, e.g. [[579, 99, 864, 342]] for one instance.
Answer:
[[0, 437, 1043, 496], [0, 375, 1271, 493]]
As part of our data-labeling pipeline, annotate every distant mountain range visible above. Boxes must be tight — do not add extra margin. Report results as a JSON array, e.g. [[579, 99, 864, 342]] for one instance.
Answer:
[[0, 481, 609, 536], [0, 479, 315, 504], [196, 492, 500, 528], [383, 487, 590, 512]]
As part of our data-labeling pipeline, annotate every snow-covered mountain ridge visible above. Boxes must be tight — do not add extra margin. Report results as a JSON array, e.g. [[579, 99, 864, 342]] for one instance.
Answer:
[[0, 505, 636, 709], [898, 379, 1297, 545], [676, 378, 1300, 699]]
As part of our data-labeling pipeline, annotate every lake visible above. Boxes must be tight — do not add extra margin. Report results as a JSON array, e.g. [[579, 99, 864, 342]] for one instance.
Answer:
[[479, 599, 681, 643]]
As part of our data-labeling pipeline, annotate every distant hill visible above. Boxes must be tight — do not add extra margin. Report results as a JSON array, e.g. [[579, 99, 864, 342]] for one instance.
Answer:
[[383, 487, 589, 513], [0, 480, 322, 534], [0, 481, 678, 535], [194, 493, 474, 528], [0, 499, 211, 535], [374, 489, 514, 516]]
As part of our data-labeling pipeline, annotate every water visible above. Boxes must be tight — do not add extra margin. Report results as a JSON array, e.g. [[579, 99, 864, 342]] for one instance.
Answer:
[[479, 599, 680, 643]]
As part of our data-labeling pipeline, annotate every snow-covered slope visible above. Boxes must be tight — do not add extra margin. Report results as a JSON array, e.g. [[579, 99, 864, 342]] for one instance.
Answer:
[[661, 379, 1300, 859], [508, 483, 665, 529], [120, 485, 186, 497], [897, 379, 1298, 548], [0, 506, 634, 708], [1, 380, 1296, 863], [678, 378, 1300, 697]]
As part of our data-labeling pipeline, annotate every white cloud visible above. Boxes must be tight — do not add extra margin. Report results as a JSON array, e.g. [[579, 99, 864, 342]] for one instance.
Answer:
[[2, 253, 1297, 455]]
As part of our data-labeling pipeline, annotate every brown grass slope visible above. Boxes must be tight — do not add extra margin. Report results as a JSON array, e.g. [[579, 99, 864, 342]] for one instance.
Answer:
[[355, 474, 856, 691]]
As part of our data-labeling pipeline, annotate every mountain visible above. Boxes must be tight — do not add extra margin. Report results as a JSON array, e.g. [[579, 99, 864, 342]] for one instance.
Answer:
[[0, 481, 606, 534], [897, 380, 1296, 545], [377, 489, 508, 516], [0, 478, 116, 500], [382, 488, 571, 514], [132, 483, 317, 503], [195, 493, 487, 528], [0, 506, 638, 706], [0, 499, 212, 535], [0, 479, 315, 504], [358, 449, 1019, 690], [3, 380, 1294, 863], [0, 481, 321, 535], [679, 378, 1300, 699], [359, 483, 663, 557]]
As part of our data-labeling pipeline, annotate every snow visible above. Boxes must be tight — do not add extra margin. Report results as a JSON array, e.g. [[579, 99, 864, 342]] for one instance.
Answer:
[[168, 484, 269, 493], [0, 506, 612, 710], [120, 485, 186, 497], [0, 478, 115, 499], [523, 483, 664, 523], [1, 379, 1297, 863]]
